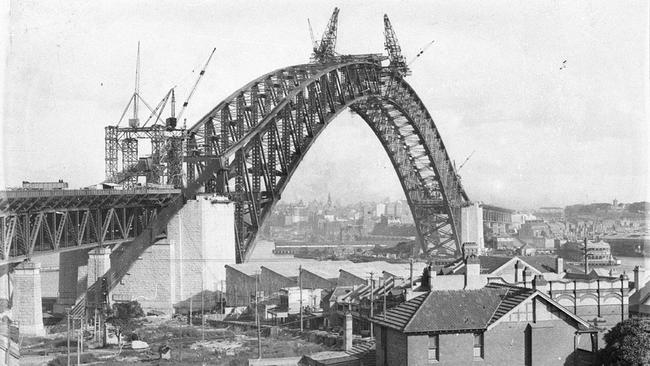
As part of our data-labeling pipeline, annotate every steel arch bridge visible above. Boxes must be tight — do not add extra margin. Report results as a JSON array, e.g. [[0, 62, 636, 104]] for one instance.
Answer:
[[183, 59, 469, 262]]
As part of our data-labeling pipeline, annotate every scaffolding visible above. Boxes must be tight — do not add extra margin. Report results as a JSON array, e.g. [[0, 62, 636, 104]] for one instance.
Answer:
[[121, 137, 139, 189], [104, 126, 119, 181]]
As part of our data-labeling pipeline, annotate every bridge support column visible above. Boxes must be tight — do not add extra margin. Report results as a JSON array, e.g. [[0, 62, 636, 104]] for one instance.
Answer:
[[169, 194, 236, 309], [12, 261, 45, 336], [54, 250, 88, 314], [0, 265, 10, 314], [88, 247, 111, 285]]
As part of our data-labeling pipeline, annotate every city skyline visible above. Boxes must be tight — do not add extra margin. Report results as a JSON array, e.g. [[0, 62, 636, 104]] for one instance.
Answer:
[[2, 1, 648, 209]]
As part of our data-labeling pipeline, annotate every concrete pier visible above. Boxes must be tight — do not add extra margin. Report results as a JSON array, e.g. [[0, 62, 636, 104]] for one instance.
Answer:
[[12, 261, 45, 336], [111, 194, 237, 313]]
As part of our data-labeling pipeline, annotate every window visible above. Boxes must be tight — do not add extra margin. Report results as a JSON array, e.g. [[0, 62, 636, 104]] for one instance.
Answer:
[[473, 333, 484, 359], [428, 334, 439, 362]]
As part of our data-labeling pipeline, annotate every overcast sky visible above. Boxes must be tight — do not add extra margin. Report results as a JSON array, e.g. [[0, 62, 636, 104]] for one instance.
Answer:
[[1, 0, 648, 209]]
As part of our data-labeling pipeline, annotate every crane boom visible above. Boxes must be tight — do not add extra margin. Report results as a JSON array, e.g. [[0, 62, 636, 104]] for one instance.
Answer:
[[311, 7, 339, 63], [458, 150, 475, 171], [177, 47, 217, 123], [407, 40, 435, 66], [383, 14, 409, 77], [308, 18, 317, 49]]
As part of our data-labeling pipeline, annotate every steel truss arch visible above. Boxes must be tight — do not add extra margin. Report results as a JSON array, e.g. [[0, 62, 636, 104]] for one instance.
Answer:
[[183, 61, 468, 262]]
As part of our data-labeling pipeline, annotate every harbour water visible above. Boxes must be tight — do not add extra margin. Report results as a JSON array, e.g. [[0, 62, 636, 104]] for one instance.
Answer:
[[618, 256, 650, 274]]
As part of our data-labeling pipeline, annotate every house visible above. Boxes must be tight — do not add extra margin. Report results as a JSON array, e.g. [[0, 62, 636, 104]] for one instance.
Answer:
[[369, 281, 599, 366]]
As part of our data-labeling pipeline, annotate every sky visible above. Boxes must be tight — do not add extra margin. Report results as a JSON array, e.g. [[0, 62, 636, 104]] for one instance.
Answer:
[[1, 0, 648, 210]]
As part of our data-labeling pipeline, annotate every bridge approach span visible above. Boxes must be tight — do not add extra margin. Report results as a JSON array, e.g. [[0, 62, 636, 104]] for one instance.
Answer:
[[0, 189, 181, 262]]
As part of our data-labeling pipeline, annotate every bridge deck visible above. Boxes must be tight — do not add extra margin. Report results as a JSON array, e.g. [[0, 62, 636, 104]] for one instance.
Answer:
[[0, 189, 181, 214]]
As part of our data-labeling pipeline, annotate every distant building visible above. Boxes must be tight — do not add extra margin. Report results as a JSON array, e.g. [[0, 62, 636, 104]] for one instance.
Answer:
[[376, 203, 386, 217], [511, 212, 537, 232], [21, 179, 68, 190], [518, 220, 555, 249], [461, 202, 484, 254], [535, 206, 564, 221]]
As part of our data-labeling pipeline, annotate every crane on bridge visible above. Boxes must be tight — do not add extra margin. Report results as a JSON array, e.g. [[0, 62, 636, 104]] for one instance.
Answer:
[[310, 7, 340, 63], [383, 14, 410, 77]]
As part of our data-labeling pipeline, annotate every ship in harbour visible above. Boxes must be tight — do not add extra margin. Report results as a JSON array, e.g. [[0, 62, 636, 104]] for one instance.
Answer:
[[601, 233, 649, 257], [557, 239, 620, 266]]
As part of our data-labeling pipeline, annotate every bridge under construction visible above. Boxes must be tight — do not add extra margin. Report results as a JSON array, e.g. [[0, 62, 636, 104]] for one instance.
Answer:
[[0, 8, 476, 337]]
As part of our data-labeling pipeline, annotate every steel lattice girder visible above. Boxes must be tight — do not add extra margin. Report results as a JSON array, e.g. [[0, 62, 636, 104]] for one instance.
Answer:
[[183, 61, 469, 261], [0, 189, 180, 262]]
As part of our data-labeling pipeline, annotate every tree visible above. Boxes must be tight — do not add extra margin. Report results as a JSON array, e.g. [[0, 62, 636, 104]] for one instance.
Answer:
[[107, 301, 145, 346], [601, 317, 650, 365]]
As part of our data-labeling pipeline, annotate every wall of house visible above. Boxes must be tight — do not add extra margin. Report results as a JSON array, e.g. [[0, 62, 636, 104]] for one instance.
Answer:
[[374, 326, 409, 366]]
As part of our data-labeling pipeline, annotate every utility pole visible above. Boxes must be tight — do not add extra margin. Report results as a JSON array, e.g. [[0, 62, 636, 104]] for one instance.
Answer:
[[77, 320, 81, 366], [255, 271, 262, 359], [66, 309, 71, 366], [383, 277, 384, 319], [299, 265, 303, 332], [201, 269, 205, 342], [409, 259, 414, 288], [369, 272, 374, 338], [583, 237, 589, 275]]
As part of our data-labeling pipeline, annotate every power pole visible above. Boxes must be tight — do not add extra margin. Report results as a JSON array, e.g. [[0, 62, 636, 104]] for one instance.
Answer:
[[299, 265, 303, 332], [583, 237, 589, 275], [255, 271, 262, 359], [380, 276, 384, 318], [409, 259, 414, 288], [66, 310, 71, 366], [369, 272, 374, 338], [201, 269, 205, 342]]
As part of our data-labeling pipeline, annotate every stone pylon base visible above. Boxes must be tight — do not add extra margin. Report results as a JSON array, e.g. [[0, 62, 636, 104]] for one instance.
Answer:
[[12, 261, 45, 336]]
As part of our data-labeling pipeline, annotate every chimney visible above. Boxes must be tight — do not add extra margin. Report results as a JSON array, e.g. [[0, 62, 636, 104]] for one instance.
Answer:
[[344, 312, 353, 351], [555, 257, 564, 274], [409, 259, 414, 289], [464, 255, 482, 289], [532, 275, 548, 291], [522, 267, 532, 288], [514, 260, 521, 283], [421, 266, 431, 291]]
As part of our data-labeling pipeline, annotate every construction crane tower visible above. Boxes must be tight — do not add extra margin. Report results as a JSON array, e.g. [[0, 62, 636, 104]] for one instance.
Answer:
[[383, 14, 410, 77]]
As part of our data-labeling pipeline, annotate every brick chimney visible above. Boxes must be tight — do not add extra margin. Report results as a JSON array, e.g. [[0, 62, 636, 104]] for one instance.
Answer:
[[634, 266, 648, 299], [344, 312, 353, 351], [421, 264, 434, 291], [464, 255, 482, 289], [532, 275, 548, 291], [514, 260, 521, 283], [555, 257, 564, 274], [522, 267, 532, 288]]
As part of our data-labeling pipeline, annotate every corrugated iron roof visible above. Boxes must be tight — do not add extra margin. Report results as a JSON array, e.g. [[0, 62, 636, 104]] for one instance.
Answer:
[[298, 340, 375, 366]]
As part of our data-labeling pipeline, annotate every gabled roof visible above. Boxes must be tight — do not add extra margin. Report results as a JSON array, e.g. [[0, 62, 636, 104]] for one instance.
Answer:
[[370, 283, 592, 333], [302, 261, 355, 280], [337, 277, 398, 304], [225, 263, 262, 277], [298, 340, 375, 366]]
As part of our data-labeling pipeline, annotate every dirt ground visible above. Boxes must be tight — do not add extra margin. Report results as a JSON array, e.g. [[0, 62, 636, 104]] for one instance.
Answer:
[[20, 316, 329, 365]]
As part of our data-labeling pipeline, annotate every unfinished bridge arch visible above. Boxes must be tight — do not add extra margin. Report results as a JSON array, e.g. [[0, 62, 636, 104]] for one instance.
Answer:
[[184, 60, 470, 262]]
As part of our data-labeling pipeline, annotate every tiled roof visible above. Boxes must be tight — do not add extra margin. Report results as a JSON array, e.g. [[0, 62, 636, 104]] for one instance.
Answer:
[[370, 284, 535, 333]]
